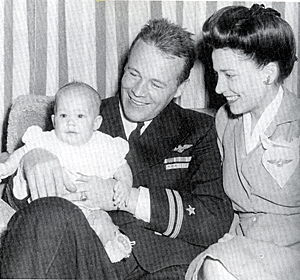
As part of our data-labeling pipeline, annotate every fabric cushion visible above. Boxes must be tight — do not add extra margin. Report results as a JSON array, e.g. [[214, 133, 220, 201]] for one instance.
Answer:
[[6, 95, 54, 153]]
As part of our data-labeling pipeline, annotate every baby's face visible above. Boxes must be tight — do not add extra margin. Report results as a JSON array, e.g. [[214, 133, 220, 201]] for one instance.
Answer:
[[52, 88, 101, 145]]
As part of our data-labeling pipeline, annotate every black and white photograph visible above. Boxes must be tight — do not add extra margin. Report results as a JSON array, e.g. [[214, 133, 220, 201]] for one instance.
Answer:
[[0, 1, 299, 279]]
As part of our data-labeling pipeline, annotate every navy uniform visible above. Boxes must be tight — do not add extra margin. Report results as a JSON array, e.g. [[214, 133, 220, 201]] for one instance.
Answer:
[[100, 95, 233, 273]]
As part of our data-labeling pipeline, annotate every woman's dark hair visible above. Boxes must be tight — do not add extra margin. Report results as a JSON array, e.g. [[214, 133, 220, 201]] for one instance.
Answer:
[[201, 4, 297, 84]]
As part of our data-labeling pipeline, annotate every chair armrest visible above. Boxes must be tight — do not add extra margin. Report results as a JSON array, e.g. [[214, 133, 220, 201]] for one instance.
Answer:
[[0, 198, 15, 235], [0, 152, 9, 199]]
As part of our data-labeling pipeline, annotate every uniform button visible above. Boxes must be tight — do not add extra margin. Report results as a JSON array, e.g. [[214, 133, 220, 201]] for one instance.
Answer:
[[259, 254, 264, 259], [249, 166, 253, 170]]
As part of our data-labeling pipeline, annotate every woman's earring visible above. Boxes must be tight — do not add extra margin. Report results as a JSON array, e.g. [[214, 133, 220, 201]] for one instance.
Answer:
[[263, 76, 271, 85]]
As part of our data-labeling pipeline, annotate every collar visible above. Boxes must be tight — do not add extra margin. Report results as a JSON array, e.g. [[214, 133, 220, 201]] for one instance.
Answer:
[[119, 103, 152, 139], [243, 86, 283, 154]]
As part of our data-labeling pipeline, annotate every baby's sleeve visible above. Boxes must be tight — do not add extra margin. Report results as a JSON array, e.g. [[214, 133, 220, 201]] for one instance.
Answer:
[[107, 136, 129, 170], [112, 136, 129, 161], [22, 125, 44, 152]]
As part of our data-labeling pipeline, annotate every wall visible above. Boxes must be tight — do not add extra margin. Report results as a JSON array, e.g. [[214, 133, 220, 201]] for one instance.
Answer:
[[0, 0, 299, 151]]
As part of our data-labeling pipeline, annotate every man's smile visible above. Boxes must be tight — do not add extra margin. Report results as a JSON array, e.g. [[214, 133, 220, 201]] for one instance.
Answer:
[[128, 94, 149, 107]]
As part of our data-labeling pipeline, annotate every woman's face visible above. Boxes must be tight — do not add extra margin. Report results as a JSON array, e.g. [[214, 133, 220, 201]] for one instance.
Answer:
[[212, 48, 272, 120]]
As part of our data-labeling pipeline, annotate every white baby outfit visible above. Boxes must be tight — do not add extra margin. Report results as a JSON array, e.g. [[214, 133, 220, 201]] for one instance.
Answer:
[[14, 125, 129, 199], [13, 126, 133, 263]]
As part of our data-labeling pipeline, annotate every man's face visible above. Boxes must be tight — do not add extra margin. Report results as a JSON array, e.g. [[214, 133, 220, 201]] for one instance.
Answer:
[[121, 40, 187, 122]]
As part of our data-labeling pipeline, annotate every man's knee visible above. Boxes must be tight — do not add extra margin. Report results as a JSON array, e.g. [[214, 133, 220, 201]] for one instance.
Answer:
[[5, 197, 86, 244], [0, 197, 90, 279], [30, 196, 80, 216]]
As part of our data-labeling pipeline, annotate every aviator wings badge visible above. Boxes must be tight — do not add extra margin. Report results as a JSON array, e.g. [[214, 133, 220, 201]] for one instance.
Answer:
[[173, 144, 193, 153]]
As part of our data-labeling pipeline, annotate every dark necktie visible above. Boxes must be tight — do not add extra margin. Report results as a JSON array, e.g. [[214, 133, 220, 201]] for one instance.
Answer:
[[128, 122, 144, 145]]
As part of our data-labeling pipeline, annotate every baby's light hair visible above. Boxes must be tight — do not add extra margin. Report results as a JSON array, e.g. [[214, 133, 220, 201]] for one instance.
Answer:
[[54, 81, 101, 116]]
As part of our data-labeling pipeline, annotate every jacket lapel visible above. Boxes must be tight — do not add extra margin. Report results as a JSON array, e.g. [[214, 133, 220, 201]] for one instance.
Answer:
[[233, 117, 247, 167], [233, 89, 299, 157], [126, 102, 191, 176], [265, 89, 299, 138], [100, 96, 127, 139], [101, 98, 194, 176]]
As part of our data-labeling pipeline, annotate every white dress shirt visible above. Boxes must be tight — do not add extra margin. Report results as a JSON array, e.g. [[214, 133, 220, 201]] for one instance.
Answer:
[[119, 104, 151, 222]]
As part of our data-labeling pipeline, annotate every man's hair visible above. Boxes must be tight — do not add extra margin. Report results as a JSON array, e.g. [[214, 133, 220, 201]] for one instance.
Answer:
[[201, 4, 297, 84], [55, 81, 101, 115], [128, 18, 196, 85]]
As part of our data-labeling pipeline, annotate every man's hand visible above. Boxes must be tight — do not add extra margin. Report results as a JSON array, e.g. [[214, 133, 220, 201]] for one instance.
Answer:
[[21, 149, 75, 200], [62, 175, 140, 215], [62, 175, 118, 211]]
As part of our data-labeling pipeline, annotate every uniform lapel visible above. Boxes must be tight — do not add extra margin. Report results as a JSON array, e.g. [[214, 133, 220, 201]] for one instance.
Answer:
[[126, 102, 191, 176], [100, 96, 127, 139], [234, 117, 246, 168], [265, 89, 299, 138], [101, 98, 194, 176]]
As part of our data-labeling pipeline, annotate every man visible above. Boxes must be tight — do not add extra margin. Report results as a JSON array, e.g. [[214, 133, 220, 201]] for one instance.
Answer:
[[0, 19, 233, 279]]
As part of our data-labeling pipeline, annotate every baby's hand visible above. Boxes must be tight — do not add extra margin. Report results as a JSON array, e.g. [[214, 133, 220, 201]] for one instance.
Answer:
[[113, 181, 131, 207]]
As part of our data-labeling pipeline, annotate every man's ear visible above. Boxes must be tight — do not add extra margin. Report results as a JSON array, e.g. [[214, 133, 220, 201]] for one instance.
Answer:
[[93, 115, 103, 130], [174, 79, 190, 98], [51, 115, 55, 128]]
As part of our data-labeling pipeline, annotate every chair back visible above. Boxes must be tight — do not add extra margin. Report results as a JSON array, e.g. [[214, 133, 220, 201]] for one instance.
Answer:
[[6, 95, 54, 153]]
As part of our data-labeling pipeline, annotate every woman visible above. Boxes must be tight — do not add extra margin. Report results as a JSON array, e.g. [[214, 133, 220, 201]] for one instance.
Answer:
[[186, 4, 300, 280]]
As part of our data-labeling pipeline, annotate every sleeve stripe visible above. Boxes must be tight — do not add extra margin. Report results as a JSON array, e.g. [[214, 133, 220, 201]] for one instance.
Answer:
[[163, 188, 176, 236], [170, 190, 183, 239]]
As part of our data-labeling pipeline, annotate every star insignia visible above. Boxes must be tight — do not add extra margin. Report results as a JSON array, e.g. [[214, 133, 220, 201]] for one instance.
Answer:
[[173, 144, 193, 153], [186, 205, 195, 215]]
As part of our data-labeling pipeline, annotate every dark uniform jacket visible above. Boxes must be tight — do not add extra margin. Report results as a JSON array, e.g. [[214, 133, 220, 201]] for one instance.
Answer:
[[99, 95, 233, 273]]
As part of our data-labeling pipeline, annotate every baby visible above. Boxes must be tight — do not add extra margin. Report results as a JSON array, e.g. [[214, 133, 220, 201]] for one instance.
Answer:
[[0, 81, 135, 263]]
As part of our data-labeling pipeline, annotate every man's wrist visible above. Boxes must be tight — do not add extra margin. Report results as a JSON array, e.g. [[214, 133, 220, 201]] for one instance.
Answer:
[[134, 186, 150, 222]]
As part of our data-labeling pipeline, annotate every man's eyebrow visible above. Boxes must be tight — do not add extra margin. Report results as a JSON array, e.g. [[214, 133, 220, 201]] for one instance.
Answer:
[[151, 78, 167, 87], [127, 65, 140, 73], [127, 65, 167, 86]]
